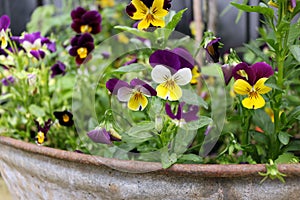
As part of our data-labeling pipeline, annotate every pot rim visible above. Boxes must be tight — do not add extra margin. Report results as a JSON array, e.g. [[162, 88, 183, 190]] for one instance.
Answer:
[[1, 136, 300, 177]]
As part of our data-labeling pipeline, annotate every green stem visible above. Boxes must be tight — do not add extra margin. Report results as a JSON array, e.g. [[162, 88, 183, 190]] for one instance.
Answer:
[[242, 113, 252, 146]]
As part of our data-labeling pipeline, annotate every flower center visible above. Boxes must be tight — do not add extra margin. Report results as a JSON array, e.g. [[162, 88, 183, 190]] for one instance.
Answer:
[[77, 47, 88, 59], [62, 114, 70, 122], [37, 131, 45, 144], [80, 25, 92, 33]]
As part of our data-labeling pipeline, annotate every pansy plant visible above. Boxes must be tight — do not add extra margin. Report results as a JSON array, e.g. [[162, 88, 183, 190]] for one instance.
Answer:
[[232, 62, 274, 109]]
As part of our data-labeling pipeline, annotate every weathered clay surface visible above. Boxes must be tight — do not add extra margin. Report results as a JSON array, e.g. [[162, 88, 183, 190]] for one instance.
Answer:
[[1, 136, 300, 200]]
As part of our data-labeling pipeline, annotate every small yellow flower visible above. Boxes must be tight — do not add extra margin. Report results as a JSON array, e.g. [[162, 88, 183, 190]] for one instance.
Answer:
[[190, 66, 201, 85], [127, 0, 169, 30], [234, 78, 271, 109]]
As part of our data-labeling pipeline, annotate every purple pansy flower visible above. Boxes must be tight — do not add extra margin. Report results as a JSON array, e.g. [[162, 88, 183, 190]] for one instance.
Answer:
[[50, 61, 66, 78], [222, 64, 233, 85], [87, 128, 121, 145], [290, 0, 296, 11], [165, 102, 199, 124], [0, 15, 10, 49], [34, 119, 52, 145], [71, 7, 101, 34], [149, 48, 194, 73], [106, 78, 156, 111], [69, 33, 94, 65], [13, 32, 56, 60], [205, 38, 221, 63], [1, 75, 14, 86]]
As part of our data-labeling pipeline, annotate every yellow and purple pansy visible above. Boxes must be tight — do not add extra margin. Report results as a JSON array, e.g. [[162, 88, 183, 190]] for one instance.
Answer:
[[12, 32, 56, 60], [0, 15, 10, 49], [69, 33, 95, 65], [53, 110, 74, 127], [151, 65, 192, 101], [106, 78, 157, 111], [87, 127, 121, 145], [232, 62, 274, 109], [71, 7, 102, 34], [34, 119, 52, 145], [126, 0, 171, 30]]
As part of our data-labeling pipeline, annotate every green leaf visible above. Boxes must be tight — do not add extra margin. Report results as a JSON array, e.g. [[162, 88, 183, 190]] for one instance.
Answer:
[[284, 140, 300, 152], [177, 154, 203, 164], [29, 104, 46, 118], [165, 8, 187, 31], [288, 21, 300, 46], [265, 77, 283, 91], [183, 117, 212, 130], [161, 146, 177, 168], [181, 89, 208, 109], [114, 25, 155, 40], [251, 131, 269, 145], [275, 153, 299, 164], [243, 43, 270, 62], [287, 106, 300, 125], [252, 109, 274, 134], [278, 132, 291, 145], [113, 63, 147, 73], [127, 121, 155, 138], [290, 45, 300, 63], [230, 2, 274, 17]]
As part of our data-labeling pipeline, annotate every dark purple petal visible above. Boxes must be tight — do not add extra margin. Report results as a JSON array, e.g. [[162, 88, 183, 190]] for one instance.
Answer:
[[30, 50, 45, 60], [130, 78, 157, 96], [172, 47, 194, 70], [1, 76, 14, 86], [69, 47, 78, 56], [0, 15, 10, 30], [126, 3, 137, 17], [82, 11, 101, 24], [251, 62, 274, 82], [53, 110, 74, 127], [205, 38, 221, 63], [149, 49, 181, 72], [83, 42, 95, 52], [71, 7, 87, 20], [181, 104, 199, 122], [141, 0, 153, 8], [165, 103, 178, 120], [23, 32, 41, 44], [35, 119, 52, 134], [78, 33, 94, 45], [70, 35, 80, 46], [163, 0, 172, 10], [47, 42, 56, 52], [0, 48, 8, 57], [87, 128, 112, 144], [232, 62, 256, 85], [221, 64, 233, 85], [106, 78, 130, 95], [51, 61, 66, 78]]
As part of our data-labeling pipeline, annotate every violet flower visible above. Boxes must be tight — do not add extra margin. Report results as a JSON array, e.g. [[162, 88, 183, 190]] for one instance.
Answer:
[[69, 33, 94, 65], [13, 32, 56, 60], [0, 15, 10, 49], [71, 7, 102, 34], [106, 78, 156, 111], [205, 38, 221, 63], [149, 48, 195, 73], [1, 76, 14, 86], [53, 110, 74, 127], [87, 128, 121, 145], [50, 61, 66, 78]]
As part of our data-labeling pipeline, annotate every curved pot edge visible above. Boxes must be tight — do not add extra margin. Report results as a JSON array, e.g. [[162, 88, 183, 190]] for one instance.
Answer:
[[1, 136, 300, 177]]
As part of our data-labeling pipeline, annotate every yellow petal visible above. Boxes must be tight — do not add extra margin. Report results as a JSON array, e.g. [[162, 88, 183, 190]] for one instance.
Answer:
[[128, 92, 148, 111], [138, 18, 151, 30], [255, 78, 272, 94], [151, 0, 168, 17], [233, 79, 252, 95], [242, 93, 265, 109], [1, 37, 7, 49], [149, 16, 165, 28], [156, 82, 182, 101], [131, 0, 148, 20]]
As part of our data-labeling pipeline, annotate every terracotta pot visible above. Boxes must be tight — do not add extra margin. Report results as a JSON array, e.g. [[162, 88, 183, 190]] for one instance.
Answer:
[[1, 136, 300, 200]]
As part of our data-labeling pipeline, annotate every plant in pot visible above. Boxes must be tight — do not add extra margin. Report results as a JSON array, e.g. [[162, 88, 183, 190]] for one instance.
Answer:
[[0, 0, 300, 199]]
